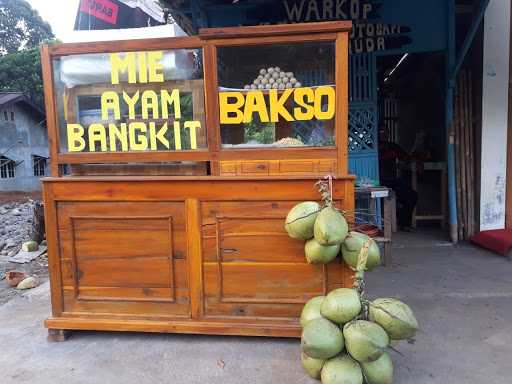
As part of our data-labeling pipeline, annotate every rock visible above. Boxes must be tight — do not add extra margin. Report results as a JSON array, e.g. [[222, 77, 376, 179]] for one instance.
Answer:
[[0, 241, 5, 250], [6, 239, 15, 248], [11, 208, 22, 216], [5, 271, 28, 287], [22, 241, 39, 252], [7, 249, 17, 257], [16, 276, 39, 290], [40, 240, 47, 246]]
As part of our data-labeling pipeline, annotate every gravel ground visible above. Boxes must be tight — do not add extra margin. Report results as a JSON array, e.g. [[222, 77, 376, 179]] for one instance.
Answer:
[[0, 199, 48, 304]]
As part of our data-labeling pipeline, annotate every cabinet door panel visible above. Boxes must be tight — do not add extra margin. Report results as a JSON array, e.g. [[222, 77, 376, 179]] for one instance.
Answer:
[[56, 202, 190, 318]]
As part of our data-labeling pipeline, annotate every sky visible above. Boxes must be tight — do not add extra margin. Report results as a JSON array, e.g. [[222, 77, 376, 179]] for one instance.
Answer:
[[27, 0, 80, 40]]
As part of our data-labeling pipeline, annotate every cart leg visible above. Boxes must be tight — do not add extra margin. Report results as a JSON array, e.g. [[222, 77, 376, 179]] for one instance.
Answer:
[[47, 329, 71, 342], [383, 242, 392, 267]]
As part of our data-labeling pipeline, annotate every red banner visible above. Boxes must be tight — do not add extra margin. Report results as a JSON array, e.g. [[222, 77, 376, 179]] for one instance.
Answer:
[[79, 0, 119, 25]]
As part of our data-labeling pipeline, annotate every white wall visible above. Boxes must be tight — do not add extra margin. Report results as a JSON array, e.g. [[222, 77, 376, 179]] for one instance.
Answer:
[[480, 0, 511, 230]]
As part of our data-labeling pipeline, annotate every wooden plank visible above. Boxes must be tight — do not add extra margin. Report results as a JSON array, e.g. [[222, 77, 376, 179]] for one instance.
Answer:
[[70, 163, 208, 176], [203, 262, 326, 304], [203, 43, 221, 175], [72, 226, 171, 258], [45, 178, 353, 202], [45, 317, 302, 338], [40, 44, 60, 176], [199, 21, 352, 39], [186, 199, 203, 319], [48, 36, 204, 56], [57, 150, 214, 164], [61, 290, 190, 317], [202, 33, 339, 47], [73, 287, 175, 302], [461, 70, 469, 239], [336, 32, 350, 176], [218, 147, 337, 161], [43, 184, 64, 316], [466, 70, 475, 237], [454, 75, 464, 240], [382, 195, 393, 266], [76, 257, 174, 288], [60, 258, 188, 290]]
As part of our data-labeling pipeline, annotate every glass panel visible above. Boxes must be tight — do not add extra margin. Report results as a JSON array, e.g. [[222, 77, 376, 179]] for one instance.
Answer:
[[53, 49, 206, 153], [217, 41, 336, 148]]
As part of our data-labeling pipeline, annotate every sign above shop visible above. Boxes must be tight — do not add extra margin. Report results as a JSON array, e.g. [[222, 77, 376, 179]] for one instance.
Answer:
[[281, 0, 412, 54], [191, 0, 448, 55]]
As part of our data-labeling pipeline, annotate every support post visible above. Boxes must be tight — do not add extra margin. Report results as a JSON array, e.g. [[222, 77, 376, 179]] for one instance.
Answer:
[[446, 0, 458, 243]]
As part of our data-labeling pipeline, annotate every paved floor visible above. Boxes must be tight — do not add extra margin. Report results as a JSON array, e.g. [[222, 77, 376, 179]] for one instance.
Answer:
[[1, 230, 511, 384]]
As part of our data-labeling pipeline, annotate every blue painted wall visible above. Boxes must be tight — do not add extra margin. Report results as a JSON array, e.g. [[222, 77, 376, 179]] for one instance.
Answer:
[[196, 0, 449, 55]]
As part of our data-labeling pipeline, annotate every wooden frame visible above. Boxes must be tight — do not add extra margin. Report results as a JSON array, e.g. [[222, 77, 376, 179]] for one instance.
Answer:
[[41, 21, 352, 177], [41, 22, 354, 339]]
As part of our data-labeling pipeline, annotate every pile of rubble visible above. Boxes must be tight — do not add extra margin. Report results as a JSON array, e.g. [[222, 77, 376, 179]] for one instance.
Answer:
[[0, 202, 34, 257], [1, 201, 47, 299]]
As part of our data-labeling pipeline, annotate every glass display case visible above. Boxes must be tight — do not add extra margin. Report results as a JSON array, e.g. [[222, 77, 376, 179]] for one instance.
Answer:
[[40, 21, 355, 341]]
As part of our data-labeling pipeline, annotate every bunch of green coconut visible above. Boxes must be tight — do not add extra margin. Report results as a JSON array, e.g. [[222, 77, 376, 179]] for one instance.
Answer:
[[284, 201, 418, 384]]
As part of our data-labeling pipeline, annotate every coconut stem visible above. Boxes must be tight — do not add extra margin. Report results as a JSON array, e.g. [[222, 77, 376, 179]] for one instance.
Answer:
[[353, 240, 371, 320], [315, 175, 334, 207]]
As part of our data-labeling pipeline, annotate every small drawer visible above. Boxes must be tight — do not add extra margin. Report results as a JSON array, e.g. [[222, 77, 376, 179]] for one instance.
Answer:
[[279, 160, 315, 173], [241, 161, 269, 174], [220, 161, 237, 175], [318, 160, 336, 173]]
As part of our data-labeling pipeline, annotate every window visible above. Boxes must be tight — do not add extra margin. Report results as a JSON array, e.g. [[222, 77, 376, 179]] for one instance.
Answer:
[[33, 155, 47, 176], [53, 49, 206, 153], [217, 41, 336, 148], [3, 111, 7, 121], [0, 156, 15, 178], [10, 111, 14, 121]]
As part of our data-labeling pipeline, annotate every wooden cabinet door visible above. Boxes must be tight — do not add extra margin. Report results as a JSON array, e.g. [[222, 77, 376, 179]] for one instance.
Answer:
[[57, 202, 190, 319], [201, 201, 346, 322]]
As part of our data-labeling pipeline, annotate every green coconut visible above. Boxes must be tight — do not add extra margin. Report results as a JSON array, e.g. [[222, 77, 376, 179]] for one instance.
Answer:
[[301, 352, 325, 379], [300, 296, 325, 328], [285, 202, 320, 240], [320, 288, 361, 325], [301, 318, 345, 360], [343, 320, 389, 363], [369, 298, 418, 340], [321, 355, 363, 384], [305, 239, 340, 265], [361, 352, 394, 384], [341, 232, 381, 271], [314, 206, 349, 245]]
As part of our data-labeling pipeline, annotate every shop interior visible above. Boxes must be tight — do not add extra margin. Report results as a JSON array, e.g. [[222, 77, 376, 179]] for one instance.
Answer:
[[375, 51, 447, 234]]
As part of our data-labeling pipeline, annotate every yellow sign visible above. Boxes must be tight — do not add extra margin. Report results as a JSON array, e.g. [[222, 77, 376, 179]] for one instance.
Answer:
[[219, 86, 335, 124], [66, 51, 201, 152], [66, 51, 336, 152]]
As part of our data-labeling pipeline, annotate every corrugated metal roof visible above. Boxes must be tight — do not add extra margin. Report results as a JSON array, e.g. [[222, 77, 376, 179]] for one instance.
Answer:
[[0, 92, 44, 116]]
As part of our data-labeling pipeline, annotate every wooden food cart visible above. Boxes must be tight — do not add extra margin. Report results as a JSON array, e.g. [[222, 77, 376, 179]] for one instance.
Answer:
[[40, 21, 355, 341]]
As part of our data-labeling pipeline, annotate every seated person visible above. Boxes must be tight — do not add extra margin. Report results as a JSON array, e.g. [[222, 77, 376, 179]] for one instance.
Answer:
[[378, 125, 418, 231]]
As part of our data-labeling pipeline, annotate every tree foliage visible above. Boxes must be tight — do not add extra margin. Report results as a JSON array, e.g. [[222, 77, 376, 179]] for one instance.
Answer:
[[0, 0, 54, 54], [0, 47, 44, 106], [0, 0, 55, 107]]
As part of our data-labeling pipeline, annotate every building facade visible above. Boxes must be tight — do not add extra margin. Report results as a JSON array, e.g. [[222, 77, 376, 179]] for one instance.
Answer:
[[0, 93, 48, 192]]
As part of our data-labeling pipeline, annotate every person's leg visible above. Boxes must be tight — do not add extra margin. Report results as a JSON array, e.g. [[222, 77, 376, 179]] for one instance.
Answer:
[[400, 189, 418, 228], [394, 182, 417, 229]]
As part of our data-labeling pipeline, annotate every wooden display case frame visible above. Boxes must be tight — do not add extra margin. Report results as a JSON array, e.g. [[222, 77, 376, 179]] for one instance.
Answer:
[[40, 21, 354, 340]]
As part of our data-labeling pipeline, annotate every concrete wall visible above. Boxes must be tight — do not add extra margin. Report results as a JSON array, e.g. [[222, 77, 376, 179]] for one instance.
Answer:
[[480, 0, 511, 230], [0, 103, 48, 192]]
